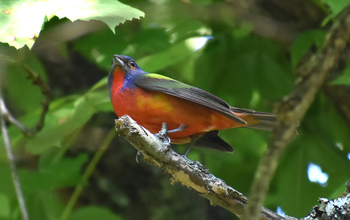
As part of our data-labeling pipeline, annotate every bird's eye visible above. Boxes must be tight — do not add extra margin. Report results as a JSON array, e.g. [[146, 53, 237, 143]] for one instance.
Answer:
[[130, 61, 136, 69]]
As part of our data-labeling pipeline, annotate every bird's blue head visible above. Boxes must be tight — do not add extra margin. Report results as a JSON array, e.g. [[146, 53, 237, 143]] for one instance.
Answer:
[[108, 55, 145, 92]]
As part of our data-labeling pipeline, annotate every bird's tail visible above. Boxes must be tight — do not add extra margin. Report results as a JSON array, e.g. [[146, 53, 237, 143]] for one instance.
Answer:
[[230, 107, 277, 131]]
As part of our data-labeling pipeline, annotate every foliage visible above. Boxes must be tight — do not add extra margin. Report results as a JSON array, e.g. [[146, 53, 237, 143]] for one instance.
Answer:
[[0, 0, 144, 49], [0, 0, 350, 220]]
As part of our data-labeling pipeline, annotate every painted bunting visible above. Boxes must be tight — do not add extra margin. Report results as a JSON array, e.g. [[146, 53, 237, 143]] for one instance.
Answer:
[[109, 55, 276, 153]]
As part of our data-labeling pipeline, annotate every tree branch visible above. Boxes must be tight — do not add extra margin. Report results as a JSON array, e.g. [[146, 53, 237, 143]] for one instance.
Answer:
[[22, 64, 50, 135], [244, 3, 350, 220], [115, 115, 297, 220], [0, 60, 50, 220], [303, 182, 350, 220], [0, 93, 29, 220]]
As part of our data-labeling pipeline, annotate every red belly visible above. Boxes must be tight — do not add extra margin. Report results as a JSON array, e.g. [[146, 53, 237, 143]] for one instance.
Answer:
[[111, 87, 245, 144]]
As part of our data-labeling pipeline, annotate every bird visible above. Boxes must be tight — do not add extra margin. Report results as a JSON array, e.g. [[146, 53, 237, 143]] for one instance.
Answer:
[[108, 54, 276, 154]]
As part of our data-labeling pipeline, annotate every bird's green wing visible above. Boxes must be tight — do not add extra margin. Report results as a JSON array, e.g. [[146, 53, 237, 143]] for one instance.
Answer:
[[134, 73, 247, 124]]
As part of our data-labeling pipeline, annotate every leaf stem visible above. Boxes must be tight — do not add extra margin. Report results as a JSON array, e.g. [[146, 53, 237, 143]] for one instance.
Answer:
[[59, 129, 116, 220]]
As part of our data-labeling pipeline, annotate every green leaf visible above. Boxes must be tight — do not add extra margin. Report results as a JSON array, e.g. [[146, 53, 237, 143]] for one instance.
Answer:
[[49, 0, 144, 29], [291, 30, 325, 69], [69, 206, 122, 220], [323, 0, 349, 15], [4, 46, 48, 112], [19, 154, 88, 191], [137, 40, 197, 73], [73, 29, 129, 70], [321, 0, 349, 25], [329, 64, 350, 86], [0, 193, 10, 218], [24, 77, 111, 154], [0, 0, 144, 49], [26, 190, 64, 220], [0, 1, 45, 49]]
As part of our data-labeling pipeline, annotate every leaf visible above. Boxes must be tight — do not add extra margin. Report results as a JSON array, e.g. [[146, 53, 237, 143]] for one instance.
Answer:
[[27, 190, 64, 220], [321, 0, 349, 25], [69, 206, 122, 220], [291, 30, 325, 69], [24, 77, 111, 154], [0, 193, 10, 218], [329, 63, 350, 86], [49, 0, 145, 32], [323, 0, 349, 16], [0, 1, 46, 49], [137, 40, 197, 73], [4, 46, 48, 112], [0, 0, 144, 49], [73, 28, 129, 70], [19, 154, 88, 191]]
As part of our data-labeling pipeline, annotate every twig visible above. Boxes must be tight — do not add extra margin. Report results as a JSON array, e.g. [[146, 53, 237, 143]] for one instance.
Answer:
[[0, 93, 29, 220], [0, 65, 50, 137], [115, 115, 297, 220], [244, 3, 350, 220], [21, 64, 50, 136], [0, 98, 29, 133], [0, 60, 50, 220]]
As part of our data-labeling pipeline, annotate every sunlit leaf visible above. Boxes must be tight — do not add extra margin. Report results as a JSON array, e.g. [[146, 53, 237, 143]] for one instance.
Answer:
[[0, 0, 144, 49]]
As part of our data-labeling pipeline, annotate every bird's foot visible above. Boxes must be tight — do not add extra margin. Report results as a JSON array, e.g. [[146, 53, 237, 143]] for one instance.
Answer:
[[155, 122, 171, 150], [156, 122, 171, 142], [135, 150, 141, 163], [155, 123, 189, 153], [156, 123, 188, 143]]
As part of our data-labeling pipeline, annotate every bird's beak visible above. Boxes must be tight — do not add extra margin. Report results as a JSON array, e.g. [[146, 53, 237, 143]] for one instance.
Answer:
[[113, 55, 124, 68]]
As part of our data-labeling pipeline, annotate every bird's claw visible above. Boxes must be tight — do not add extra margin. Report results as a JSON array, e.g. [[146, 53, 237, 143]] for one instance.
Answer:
[[135, 150, 141, 163], [154, 122, 171, 147], [155, 123, 189, 151]]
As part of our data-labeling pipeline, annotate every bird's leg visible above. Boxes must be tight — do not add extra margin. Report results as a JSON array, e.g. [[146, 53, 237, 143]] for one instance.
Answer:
[[167, 124, 188, 134], [184, 134, 200, 156], [156, 123, 188, 142], [135, 150, 141, 163], [154, 122, 172, 148], [156, 123, 188, 153]]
